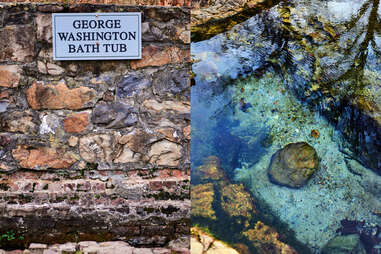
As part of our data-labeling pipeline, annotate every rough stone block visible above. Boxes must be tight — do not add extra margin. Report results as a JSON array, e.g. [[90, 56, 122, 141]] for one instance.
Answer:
[[148, 140, 182, 167], [132, 248, 153, 254], [79, 134, 114, 163], [0, 110, 39, 134], [36, 14, 52, 43], [26, 81, 96, 110], [12, 145, 78, 170], [91, 102, 137, 129], [183, 126, 190, 140], [29, 243, 47, 254], [64, 112, 89, 133], [143, 99, 190, 114], [130, 45, 190, 69], [0, 25, 35, 62], [0, 65, 22, 87]]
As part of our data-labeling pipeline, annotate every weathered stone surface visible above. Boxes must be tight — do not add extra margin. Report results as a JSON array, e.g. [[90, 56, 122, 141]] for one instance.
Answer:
[[0, 65, 22, 87], [92, 102, 137, 129], [64, 112, 89, 133], [29, 243, 48, 253], [116, 74, 151, 98], [192, 0, 261, 25], [243, 221, 298, 254], [0, 110, 39, 134], [0, 102, 9, 113], [39, 113, 59, 135], [142, 20, 190, 44], [26, 81, 96, 110], [37, 61, 65, 76], [143, 99, 190, 114], [114, 146, 141, 164], [321, 234, 366, 254], [191, 228, 239, 254], [191, 238, 204, 254], [148, 140, 182, 167], [156, 127, 178, 142], [167, 237, 189, 254], [0, 241, 191, 254], [37, 61, 47, 74], [268, 142, 319, 188], [0, 25, 35, 62], [79, 134, 114, 163], [0, 238, 189, 254], [67, 136, 79, 147], [130, 45, 190, 69], [12, 145, 77, 169], [183, 125, 190, 140], [36, 14, 52, 43], [46, 63, 65, 76], [0, 135, 11, 147], [37, 4, 65, 12], [0, 91, 9, 100], [117, 130, 152, 155], [153, 68, 189, 97], [176, 24, 191, 44], [54, 243, 76, 253]]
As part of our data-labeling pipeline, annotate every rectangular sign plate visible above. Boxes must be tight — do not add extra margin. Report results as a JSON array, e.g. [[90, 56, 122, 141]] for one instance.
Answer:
[[52, 13, 141, 60]]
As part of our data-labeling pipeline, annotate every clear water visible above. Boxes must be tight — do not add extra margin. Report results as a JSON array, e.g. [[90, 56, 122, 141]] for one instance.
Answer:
[[191, 0, 381, 253]]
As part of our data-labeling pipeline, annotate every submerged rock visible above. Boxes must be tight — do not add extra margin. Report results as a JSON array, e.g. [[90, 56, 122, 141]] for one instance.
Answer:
[[197, 156, 226, 181], [192, 156, 303, 253], [220, 183, 257, 219], [321, 234, 366, 254], [243, 221, 298, 254], [191, 183, 216, 220], [268, 142, 319, 188]]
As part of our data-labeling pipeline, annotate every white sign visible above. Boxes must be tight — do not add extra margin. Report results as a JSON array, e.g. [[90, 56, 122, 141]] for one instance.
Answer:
[[52, 13, 141, 60]]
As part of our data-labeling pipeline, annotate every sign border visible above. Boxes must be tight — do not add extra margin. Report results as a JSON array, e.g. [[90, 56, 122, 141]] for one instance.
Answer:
[[52, 12, 142, 61]]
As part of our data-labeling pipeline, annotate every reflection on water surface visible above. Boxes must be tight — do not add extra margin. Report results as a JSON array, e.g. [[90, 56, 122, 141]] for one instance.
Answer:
[[191, 0, 381, 253]]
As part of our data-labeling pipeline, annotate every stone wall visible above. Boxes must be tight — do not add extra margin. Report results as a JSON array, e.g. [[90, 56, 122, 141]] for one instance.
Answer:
[[0, 2, 190, 250], [0, 0, 191, 7]]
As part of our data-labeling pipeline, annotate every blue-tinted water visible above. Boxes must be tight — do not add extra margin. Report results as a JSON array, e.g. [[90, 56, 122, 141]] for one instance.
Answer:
[[191, 0, 381, 253]]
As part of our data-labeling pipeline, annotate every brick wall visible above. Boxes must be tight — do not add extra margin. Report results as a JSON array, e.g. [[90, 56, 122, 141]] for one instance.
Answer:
[[0, 2, 190, 249]]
